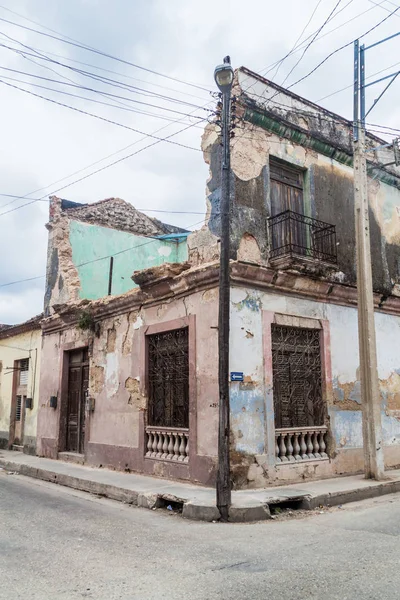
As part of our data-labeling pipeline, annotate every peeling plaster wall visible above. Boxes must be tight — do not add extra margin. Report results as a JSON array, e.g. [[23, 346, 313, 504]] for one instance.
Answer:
[[70, 221, 188, 300], [229, 286, 400, 487], [36, 289, 219, 483], [191, 70, 400, 297], [44, 197, 188, 314]]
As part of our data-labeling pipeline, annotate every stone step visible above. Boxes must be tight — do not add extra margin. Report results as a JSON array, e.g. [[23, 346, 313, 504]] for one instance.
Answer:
[[58, 452, 85, 465], [12, 445, 24, 452]]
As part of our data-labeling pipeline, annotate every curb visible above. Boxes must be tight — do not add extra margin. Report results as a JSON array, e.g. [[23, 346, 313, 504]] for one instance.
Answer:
[[2, 458, 400, 522]]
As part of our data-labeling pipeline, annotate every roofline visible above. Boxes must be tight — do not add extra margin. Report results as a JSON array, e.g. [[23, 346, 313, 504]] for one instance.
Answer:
[[0, 314, 43, 340], [238, 66, 389, 146]]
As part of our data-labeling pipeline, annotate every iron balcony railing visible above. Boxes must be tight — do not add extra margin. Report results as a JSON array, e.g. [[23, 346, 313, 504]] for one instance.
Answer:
[[268, 210, 337, 265]]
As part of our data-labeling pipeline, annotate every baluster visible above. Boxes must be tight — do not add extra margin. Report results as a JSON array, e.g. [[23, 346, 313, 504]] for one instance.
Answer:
[[156, 432, 163, 458], [319, 431, 327, 458], [286, 434, 295, 461], [162, 432, 169, 459], [275, 436, 281, 463], [184, 435, 189, 462], [306, 432, 314, 458], [173, 433, 180, 460], [151, 432, 158, 457], [146, 432, 153, 457], [313, 431, 321, 458], [279, 434, 288, 462], [293, 432, 301, 461], [178, 434, 186, 461], [167, 433, 174, 459], [300, 432, 308, 460]]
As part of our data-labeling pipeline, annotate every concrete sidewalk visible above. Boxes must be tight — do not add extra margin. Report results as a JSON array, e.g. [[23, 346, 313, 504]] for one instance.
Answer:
[[2, 449, 400, 522]]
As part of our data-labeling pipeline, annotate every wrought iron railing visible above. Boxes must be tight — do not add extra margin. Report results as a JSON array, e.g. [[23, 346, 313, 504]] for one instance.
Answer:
[[268, 210, 337, 265]]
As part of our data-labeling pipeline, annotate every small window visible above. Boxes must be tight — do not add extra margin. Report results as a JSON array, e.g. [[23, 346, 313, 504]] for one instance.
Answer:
[[147, 328, 189, 428], [16, 395, 22, 421], [19, 359, 29, 386], [272, 325, 324, 428]]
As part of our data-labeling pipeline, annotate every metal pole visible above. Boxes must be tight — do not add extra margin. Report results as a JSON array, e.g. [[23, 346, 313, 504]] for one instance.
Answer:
[[353, 40, 359, 142], [108, 256, 114, 295], [216, 83, 232, 521]]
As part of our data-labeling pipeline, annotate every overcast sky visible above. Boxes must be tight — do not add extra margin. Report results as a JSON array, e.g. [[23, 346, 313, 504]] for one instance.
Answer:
[[0, 0, 399, 324]]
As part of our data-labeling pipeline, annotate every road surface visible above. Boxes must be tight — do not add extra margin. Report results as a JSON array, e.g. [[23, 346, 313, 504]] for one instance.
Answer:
[[1, 470, 399, 599]]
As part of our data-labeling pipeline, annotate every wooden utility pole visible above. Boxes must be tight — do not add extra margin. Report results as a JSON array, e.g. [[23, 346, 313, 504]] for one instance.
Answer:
[[353, 126, 385, 479], [214, 57, 234, 520]]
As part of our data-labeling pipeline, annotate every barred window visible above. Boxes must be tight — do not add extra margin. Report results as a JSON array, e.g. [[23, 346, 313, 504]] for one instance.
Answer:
[[272, 325, 324, 429], [147, 328, 189, 428]]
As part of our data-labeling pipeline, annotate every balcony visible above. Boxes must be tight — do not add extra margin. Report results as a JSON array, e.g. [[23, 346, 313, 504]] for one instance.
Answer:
[[268, 210, 337, 270]]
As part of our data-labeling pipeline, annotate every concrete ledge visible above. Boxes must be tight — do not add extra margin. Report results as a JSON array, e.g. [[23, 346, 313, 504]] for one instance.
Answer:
[[229, 504, 271, 522], [302, 478, 400, 510], [0, 460, 139, 505], [182, 501, 220, 522], [2, 452, 400, 523]]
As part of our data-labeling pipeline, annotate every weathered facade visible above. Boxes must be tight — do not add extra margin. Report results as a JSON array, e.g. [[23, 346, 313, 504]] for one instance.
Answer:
[[35, 67, 400, 488], [0, 315, 42, 453]]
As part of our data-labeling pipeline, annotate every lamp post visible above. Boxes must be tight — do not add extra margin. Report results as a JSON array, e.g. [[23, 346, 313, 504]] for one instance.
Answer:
[[214, 56, 234, 521]]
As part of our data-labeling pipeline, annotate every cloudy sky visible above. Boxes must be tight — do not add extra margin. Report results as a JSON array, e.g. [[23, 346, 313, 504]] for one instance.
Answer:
[[0, 0, 399, 324]]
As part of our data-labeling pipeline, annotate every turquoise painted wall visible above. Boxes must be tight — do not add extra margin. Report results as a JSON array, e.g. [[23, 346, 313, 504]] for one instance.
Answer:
[[69, 221, 188, 300]]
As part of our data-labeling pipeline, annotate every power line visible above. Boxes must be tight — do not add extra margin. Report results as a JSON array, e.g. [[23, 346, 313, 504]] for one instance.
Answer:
[[0, 71, 209, 126], [0, 117, 207, 217], [284, 5, 400, 92], [0, 36, 212, 109], [258, 0, 375, 79], [280, 0, 344, 87], [0, 217, 208, 289], [0, 14, 211, 93], [316, 59, 400, 101], [0, 78, 203, 151], [270, 0, 324, 82]]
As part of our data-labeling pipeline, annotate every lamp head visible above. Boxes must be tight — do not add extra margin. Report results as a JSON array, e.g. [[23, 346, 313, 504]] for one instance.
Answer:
[[214, 56, 234, 93]]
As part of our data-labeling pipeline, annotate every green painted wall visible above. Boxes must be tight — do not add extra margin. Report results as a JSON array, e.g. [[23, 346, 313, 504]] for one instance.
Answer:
[[69, 221, 188, 300]]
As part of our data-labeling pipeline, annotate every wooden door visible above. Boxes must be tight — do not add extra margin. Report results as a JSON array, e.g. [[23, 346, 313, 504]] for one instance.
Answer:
[[67, 349, 88, 454], [270, 159, 305, 255]]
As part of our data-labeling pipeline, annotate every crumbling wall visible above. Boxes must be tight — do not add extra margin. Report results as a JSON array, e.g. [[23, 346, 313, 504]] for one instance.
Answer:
[[44, 197, 81, 315], [229, 285, 400, 488]]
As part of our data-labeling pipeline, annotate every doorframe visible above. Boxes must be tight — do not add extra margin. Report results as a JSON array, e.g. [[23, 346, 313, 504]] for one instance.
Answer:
[[8, 360, 19, 448], [58, 344, 89, 454]]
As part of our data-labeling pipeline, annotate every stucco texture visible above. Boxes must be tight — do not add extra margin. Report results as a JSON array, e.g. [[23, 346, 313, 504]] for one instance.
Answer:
[[230, 286, 400, 486]]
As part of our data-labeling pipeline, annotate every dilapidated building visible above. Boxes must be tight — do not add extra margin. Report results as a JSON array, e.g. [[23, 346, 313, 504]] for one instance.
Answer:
[[36, 67, 400, 489]]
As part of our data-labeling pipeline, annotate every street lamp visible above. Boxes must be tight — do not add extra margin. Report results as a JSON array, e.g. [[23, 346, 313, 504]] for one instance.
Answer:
[[214, 56, 233, 522]]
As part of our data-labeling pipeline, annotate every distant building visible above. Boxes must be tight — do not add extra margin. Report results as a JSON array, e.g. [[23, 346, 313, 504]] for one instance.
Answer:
[[0, 314, 42, 453]]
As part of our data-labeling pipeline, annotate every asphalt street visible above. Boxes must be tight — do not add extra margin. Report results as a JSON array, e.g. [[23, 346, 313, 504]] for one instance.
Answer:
[[1, 470, 399, 600]]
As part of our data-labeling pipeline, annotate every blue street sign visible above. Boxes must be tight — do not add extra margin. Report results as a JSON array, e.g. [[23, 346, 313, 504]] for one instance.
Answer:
[[230, 372, 244, 382]]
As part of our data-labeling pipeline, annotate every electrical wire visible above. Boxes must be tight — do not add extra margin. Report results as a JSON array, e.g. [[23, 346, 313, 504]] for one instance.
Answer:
[[0, 36, 212, 109], [0, 78, 203, 152], [0, 14, 211, 93], [257, 0, 377, 79], [0, 217, 208, 289], [0, 117, 207, 217], [270, 0, 324, 82], [283, 4, 400, 92], [280, 0, 344, 87], [0, 71, 208, 124], [316, 59, 400, 101]]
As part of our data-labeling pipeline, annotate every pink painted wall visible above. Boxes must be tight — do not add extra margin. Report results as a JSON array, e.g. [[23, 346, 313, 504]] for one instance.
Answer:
[[36, 288, 219, 482]]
